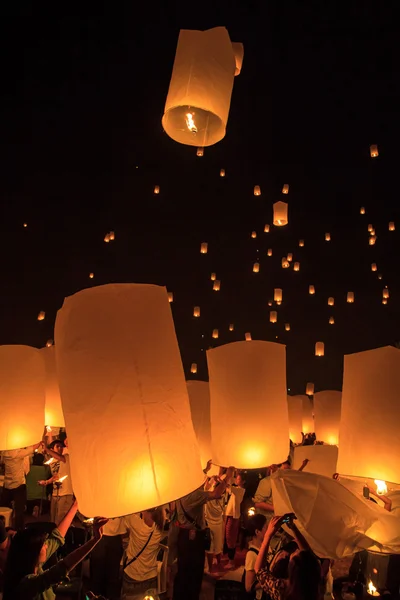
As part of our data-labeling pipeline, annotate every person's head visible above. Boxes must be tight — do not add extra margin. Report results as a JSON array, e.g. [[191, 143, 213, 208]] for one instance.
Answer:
[[2, 528, 49, 598], [32, 453, 45, 466], [247, 514, 267, 543], [48, 439, 65, 455], [280, 460, 291, 470], [235, 472, 246, 487], [143, 507, 164, 531], [287, 549, 321, 600]]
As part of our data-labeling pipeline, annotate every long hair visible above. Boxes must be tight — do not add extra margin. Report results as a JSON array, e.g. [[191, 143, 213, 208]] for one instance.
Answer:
[[2, 529, 47, 599], [286, 550, 321, 600]]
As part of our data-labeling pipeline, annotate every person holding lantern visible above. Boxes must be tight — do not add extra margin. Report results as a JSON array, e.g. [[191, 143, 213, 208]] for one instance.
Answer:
[[224, 470, 246, 569], [38, 439, 74, 524]]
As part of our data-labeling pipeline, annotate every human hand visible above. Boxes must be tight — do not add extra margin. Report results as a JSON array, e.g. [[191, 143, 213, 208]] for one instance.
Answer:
[[205, 459, 212, 473], [265, 515, 285, 538], [301, 459, 309, 467], [92, 517, 109, 541], [38, 480, 47, 486]]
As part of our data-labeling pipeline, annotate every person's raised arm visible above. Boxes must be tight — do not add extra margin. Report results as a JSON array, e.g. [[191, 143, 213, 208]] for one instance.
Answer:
[[208, 466, 234, 499], [45, 447, 66, 463], [255, 516, 284, 573], [298, 458, 309, 472], [62, 518, 108, 571], [57, 500, 78, 538]]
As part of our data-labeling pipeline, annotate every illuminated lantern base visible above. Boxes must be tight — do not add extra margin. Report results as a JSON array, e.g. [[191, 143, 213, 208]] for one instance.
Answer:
[[349, 550, 400, 598]]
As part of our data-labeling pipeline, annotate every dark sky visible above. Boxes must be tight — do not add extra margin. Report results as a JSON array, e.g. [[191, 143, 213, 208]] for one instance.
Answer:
[[0, 2, 398, 394]]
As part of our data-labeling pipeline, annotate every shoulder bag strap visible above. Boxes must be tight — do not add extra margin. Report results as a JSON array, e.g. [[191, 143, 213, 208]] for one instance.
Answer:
[[123, 528, 155, 569], [179, 499, 201, 530]]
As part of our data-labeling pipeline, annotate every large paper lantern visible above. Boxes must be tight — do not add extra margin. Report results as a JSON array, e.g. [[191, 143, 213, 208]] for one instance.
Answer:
[[273, 201, 288, 226], [207, 341, 289, 468], [0, 345, 45, 451], [55, 284, 204, 517], [287, 395, 303, 444], [301, 394, 314, 433], [293, 445, 338, 477], [41, 346, 65, 428], [313, 390, 341, 445], [338, 346, 400, 483], [162, 27, 243, 147], [186, 380, 212, 468]]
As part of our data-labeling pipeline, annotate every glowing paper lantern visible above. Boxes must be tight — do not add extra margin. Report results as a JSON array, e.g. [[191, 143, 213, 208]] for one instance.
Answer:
[[282, 258, 289, 268], [360, 207, 366, 215], [254, 185, 261, 196], [220, 168, 225, 177], [267, 248, 273, 257], [329, 316, 335, 325], [306, 382, 314, 396], [273, 201, 288, 226], [309, 285, 315, 295], [328, 297, 334, 306], [313, 390, 341, 445], [299, 239, 305, 247], [213, 280, 220, 291], [23, 222, 28, 227], [55, 283, 204, 516], [253, 262, 260, 273], [338, 346, 400, 483], [370, 144, 379, 158], [104, 234, 110, 243], [162, 27, 243, 147], [382, 299, 388, 305], [371, 263, 377, 272], [293, 445, 338, 476], [383, 288, 389, 299], [186, 380, 212, 468], [369, 235, 376, 245], [46, 339, 53, 347], [325, 232, 331, 241], [41, 346, 65, 428], [389, 222, 395, 231], [153, 185, 160, 194], [89, 272, 94, 279], [200, 242, 208, 254], [293, 262, 300, 271], [37, 311, 46, 321], [245, 332, 252, 341], [196, 147, 204, 157], [274, 288, 282, 303], [207, 340, 289, 468], [347, 292, 354, 303], [282, 184, 289, 194], [287, 396, 302, 443], [109, 231, 115, 241], [315, 342, 325, 357], [193, 306, 200, 317], [287, 253, 293, 262], [229, 323, 234, 331], [211, 272, 216, 281], [212, 329, 219, 339], [190, 363, 197, 374], [285, 323, 290, 331], [301, 394, 314, 433], [0, 345, 45, 451], [251, 231, 257, 239], [270, 311, 277, 323], [368, 224, 373, 233], [264, 224, 270, 233], [378, 274, 383, 280], [168, 292, 173, 302]]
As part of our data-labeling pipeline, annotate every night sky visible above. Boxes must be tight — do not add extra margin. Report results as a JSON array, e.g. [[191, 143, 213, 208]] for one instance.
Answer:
[[1, 3, 398, 394]]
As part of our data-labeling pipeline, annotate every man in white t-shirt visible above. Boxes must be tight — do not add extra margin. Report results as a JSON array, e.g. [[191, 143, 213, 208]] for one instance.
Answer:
[[224, 472, 246, 568], [39, 439, 74, 524]]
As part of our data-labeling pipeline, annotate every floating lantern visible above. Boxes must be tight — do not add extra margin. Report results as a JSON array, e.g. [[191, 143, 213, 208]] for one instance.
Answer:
[[253, 262, 260, 273], [309, 285, 315, 295], [370, 144, 379, 158], [389, 222, 395, 231], [274, 288, 283, 303], [46, 339, 53, 347], [264, 224, 270, 233], [370, 228, 376, 236], [251, 231, 257, 239], [329, 316, 335, 325], [207, 340, 289, 468], [186, 380, 212, 468], [270, 311, 277, 323], [328, 297, 334, 306], [41, 346, 65, 427], [287, 253, 293, 262], [220, 168, 225, 177], [285, 323, 290, 331], [245, 332, 252, 341], [325, 233, 331, 241], [293, 262, 300, 271], [378, 274, 383, 280], [211, 272, 216, 281], [89, 273, 94, 279], [273, 201, 288, 226], [371, 263, 377, 272], [301, 394, 314, 432], [287, 395, 303, 444], [0, 345, 45, 450], [104, 234, 110, 243], [383, 288, 389, 299], [337, 346, 400, 483], [315, 342, 325, 357], [282, 184, 289, 194], [254, 185, 261, 196], [154, 185, 160, 194], [193, 306, 200, 317], [313, 391, 341, 445], [37, 311, 45, 321], [109, 231, 115, 241], [306, 382, 314, 396], [23, 222, 28, 228], [200, 242, 208, 254], [168, 292, 173, 303], [196, 147, 204, 157], [347, 292, 354, 303], [368, 224, 374, 233], [267, 248, 273, 257], [282, 258, 289, 268], [299, 240, 305, 247], [229, 323, 234, 331], [213, 280, 220, 291], [190, 363, 198, 374], [55, 283, 204, 516], [212, 329, 219, 339], [360, 207, 366, 215], [162, 27, 243, 147], [267, 301, 272, 307], [382, 299, 388, 305]]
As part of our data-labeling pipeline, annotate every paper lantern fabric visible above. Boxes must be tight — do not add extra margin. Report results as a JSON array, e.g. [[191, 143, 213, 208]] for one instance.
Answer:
[[287, 396, 303, 444], [273, 201, 288, 226], [41, 346, 65, 428], [313, 390, 341, 445], [271, 470, 400, 559], [293, 445, 338, 477], [207, 341, 289, 469], [0, 345, 45, 451], [338, 346, 400, 484], [186, 380, 212, 469], [162, 27, 242, 147], [55, 283, 204, 517], [301, 394, 314, 433]]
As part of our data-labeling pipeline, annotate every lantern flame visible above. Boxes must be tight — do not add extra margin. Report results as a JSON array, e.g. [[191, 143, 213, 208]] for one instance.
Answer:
[[57, 475, 68, 483], [367, 580, 378, 595], [185, 112, 197, 133], [374, 479, 387, 495], [44, 457, 55, 465], [248, 507, 255, 516]]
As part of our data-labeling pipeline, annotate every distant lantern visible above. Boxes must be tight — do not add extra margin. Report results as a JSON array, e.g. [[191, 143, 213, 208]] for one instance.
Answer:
[[267, 248, 273, 257], [212, 329, 219, 339], [37, 311, 45, 321], [285, 323, 291, 331], [282, 258, 289, 268], [378, 274, 383, 280], [299, 239, 305, 247], [282, 184, 289, 194], [196, 147, 204, 157], [253, 262, 260, 273], [251, 231, 257, 239], [245, 332, 252, 341], [389, 222, 395, 231], [274, 288, 283, 303], [193, 306, 200, 317], [306, 382, 315, 396], [371, 263, 377, 272], [254, 185, 261, 196], [46, 339, 53, 347], [267, 301, 272, 307], [213, 280, 220, 291], [89, 273, 94, 279], [264, 224, 270, 233], [328, 297, 334, 306], [368, 224, 373, 233], [347, 292, 354, 303], [329, 316, 335, 325], [270, 311, 277, 323], [293, 262, 300, 271], [229, 323, 234, 331], [360, 207, 366, 215], [23, 222, 28, 228], [383, 288, 389, 299], [369, 235, 376, 245], [220, 168, 225, 177], [211, 272, 216, 281], [382, 298, 388, 305], [190, 363, 197, 374], [161, 27, 243, 147], [154, 185, 160, 194], [309, 285, 315, 295], [369, 228, 375, 236], [200, 242, 208, 254], [104, 234, 110, 243], [370, 144, 379, 158], [325, 233, 331, 241], [109, 231, 115, 241], [287, 253, 293, 262], [273, 201, 288, 226], [168, 292, 174, 303], [315, 342, 325, 357]]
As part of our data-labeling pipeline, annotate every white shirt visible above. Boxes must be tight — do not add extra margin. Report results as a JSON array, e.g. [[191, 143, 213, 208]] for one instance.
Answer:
[[1, 446, 35, 489], [245, 545, 263, 600], [225, 486, 245, 519], [52, 454, 73, 497], [123, 514, 162, 581], [103, 517, 127, 536]]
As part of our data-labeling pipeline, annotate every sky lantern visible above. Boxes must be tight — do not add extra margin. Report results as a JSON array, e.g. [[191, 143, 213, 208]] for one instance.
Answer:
[[383, 288, 389, 299], [328, 297, 334, 306], [301, 394, 314, 433], [369, 228, 375, 235], [46, 339, 53, 347], [200, 242, 208, 254], [104, 234, 110, 242], [41, 346, 65, 428], [253, 262, 260, 273], [370, 144, 379, 158], [245, 332, 252, 341], [207, 341, 289, 468], [89, 272, 94, 279], [282, 184, 289, 194], [37, 311, 46, 321], [378, 273, 383, 280], [287, 395, 302, 444], [23, 222, 28, 227], [254, 185, 261, 196], [306, 382, 314, 396], [273, 201, 288, 226], [212, 329, 219, 339], [55, 283, 204, 517], [369, 235, 376, 245], [325, 232, 331, 241], [193, 306, 200, 317], [267, 248, 273, 257], [287, 253, 293, 262], [270, 310, 277, 323], [285, 323, 291, 331], [389, 221, 395, 231], [251, 231, 257, 239], [190, 363, 197, 374], [371, 263, 377, 272], [109, 231, 115, 241], [229, 323, 234, 331], [186, 380, 212, 468], [213, 280, 220, 291], [315, 342, 325, 357], [313, 390, 341, 445], [368, 224, 373, 232], [264, 224, 270, 233], [168, 291, 173, 302], [153, 185, 160, 194], [162, 27, 243, 147], [211, 272, 216, 281], [309, 285, 315, 295], [293, 262, 300, 271], [196, 147, 204, 156], [382, 298, 388, 305], [220, 168, 225, 177], [338, 346, 400, 483], [360, 207, 366, 215], [0, 345, 45, 451], [347, 291, 354, 303], [274, 288, 283, 303], [299, 239, 305, 247], [282, 258, 289, 268], [329, 316, 335, 325]]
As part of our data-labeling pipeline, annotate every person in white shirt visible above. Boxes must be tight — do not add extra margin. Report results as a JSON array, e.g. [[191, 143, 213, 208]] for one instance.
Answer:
[[243, 513, 267, 599], [224, 471, 246, 569], [90, 517, 127, 600], [204, 471, 232, 574], [38, 439, 74, 524], [121, 509, 164, 600], [0, 442, 42, 529]]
